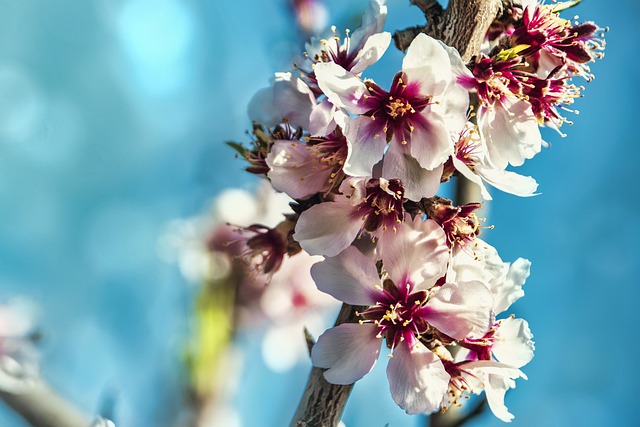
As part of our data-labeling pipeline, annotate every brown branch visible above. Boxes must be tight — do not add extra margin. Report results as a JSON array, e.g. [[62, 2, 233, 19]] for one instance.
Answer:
[[289, 303, 363, 427], [395, 0, 503, 62]]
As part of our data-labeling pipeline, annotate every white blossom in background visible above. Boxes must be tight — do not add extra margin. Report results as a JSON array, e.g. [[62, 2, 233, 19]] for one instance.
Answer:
[[0, 297, 40, 393]]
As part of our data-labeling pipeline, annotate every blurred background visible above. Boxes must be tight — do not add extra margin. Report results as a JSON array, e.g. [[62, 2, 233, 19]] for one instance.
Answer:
[[0, 0, 636, 426]]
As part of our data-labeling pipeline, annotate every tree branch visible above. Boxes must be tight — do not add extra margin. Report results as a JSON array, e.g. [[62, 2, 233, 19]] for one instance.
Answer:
[[289, 303, 362, 427], [0, 380, 92, 427], [395, 0, 503, 61]]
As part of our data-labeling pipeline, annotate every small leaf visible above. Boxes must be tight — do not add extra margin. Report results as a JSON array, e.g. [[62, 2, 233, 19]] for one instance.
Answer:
[[225, 141, 247, 158]]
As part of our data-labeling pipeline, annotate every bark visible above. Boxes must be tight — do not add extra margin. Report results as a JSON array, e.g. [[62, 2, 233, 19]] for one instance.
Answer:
[[289, 303, 363, 427]]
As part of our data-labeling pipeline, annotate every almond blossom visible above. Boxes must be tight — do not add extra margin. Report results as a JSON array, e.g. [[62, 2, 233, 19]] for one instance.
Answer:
[[315, 33, 469, 200], [310, 216, 496, 414], [444, 122, 539, 200], [293, 176, 407, 256]]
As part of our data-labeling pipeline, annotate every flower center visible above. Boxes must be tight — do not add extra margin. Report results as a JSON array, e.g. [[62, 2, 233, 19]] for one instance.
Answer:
[[357, 178, 405, 233], [358, 281, 429, 351], [386, 97, 414, 120]]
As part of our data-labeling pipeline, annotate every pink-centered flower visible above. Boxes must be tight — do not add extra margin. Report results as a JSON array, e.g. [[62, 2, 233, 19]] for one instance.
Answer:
[[445, 122, 539, 199], [266, 128, 348, 200], [456, 54, 542, 169], [310, 217, 495, 414], [315, 33, 469, 201], [512, 2, 604, 80], [293, 176, 406, 256]]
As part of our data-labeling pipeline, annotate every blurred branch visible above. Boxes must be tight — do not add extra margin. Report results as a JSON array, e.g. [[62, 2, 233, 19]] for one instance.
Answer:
[[0, 380, 92, 427], [429, 398, 487, 427]]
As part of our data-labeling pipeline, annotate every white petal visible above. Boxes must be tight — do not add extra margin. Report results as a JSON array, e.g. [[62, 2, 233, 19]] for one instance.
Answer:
[[294, 199, 363, 256], [381, 142, 443, 201], [462, 361, 527, 423], [387, 341, 450, 414], [349, 0, 387, 50], [351, 32, 391, 74], [314, 62, 369, 115], [480, 98, 542, 169], [379, 216, 449, 290], [492, 317, 535, 368], [343, 115, 387, 177], [402, 34, 453, 97], [312, 323, 381, 385], [452, 156, 493, 200], [422, 281, 494, 339], [475, 164, 539, 198], [311, 246, 380, 306], [493, 257, 531, 314]]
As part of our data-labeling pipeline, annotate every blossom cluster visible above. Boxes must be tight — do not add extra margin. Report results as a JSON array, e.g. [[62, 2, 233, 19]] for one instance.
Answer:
[[226, 0, 604, 422]]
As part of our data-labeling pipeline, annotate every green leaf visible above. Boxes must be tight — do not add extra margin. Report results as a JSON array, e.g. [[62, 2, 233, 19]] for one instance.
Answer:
[[225, 141, 247, 158]]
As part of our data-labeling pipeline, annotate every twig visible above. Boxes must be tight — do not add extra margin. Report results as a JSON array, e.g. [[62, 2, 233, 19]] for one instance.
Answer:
[[0, 380, 92, 427], [289, 303, 362, 427]]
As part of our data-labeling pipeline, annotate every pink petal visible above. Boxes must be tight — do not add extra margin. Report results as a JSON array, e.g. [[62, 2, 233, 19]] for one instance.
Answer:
[[343, 115, 387, 177], [408, 112, 453, 171], [311, 323, 381, 385], [293, 199, 363, 256], [386, 341, 450, 414], [379, 216, 448, 290], [381, 142, 443, 201], [309, 99, 338, 137], [266, 140, 333, 199], [421, 281, 494, 340], [248, 72, 315, 129], [311, 246, 380, 306]]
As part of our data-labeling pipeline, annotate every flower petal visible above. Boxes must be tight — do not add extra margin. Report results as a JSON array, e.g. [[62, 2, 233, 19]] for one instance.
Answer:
[[351, 32, 391, 74], [314, 62, 369, 115], [343, 115, 387, 177], [408, 112, 454, 171], [492, 317, 535, 368], [402, 34, 453, 97], [266, 140, 332, 199], [294, 199, 363, 256], [381, 142, 443, 202], [493, 257, 531, 314], [479, 98, 542, 169], [421, 281, 494, 339], [312, 323, 381, 385], [311, 246, 380, 305], [386, 341, 450, 414], [379, 216, 449, 290]]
